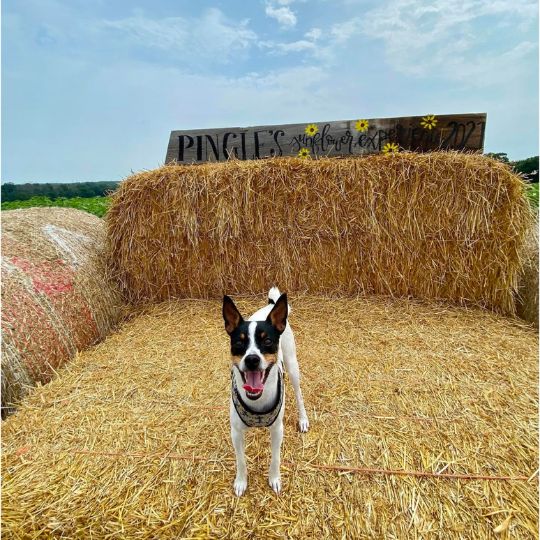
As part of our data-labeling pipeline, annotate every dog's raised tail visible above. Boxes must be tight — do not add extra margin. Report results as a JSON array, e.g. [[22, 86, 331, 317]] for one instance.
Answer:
[[268, 286, 292, 312], [268, 286, 281, 304]]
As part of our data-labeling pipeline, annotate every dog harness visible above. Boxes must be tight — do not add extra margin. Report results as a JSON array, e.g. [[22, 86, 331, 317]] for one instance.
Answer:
[[231, 368, 284, 428]]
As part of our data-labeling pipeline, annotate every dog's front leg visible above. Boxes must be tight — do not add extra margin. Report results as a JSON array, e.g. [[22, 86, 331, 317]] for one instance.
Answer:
[[268, 419, 283, 493], [231, 422, 248, 496]]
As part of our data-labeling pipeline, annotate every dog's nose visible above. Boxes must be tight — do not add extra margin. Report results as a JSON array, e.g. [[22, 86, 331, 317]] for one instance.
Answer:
[[244, 355, 261, 370]]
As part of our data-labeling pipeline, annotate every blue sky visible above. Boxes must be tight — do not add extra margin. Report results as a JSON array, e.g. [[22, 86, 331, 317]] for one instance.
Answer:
[[2, 0, 538, 183]]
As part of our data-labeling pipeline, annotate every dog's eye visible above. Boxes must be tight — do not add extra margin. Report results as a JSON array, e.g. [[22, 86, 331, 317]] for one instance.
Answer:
[[263, 338, 273, 346]]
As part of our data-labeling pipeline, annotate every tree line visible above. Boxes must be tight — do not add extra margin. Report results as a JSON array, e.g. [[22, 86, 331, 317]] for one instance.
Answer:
[[1, 155, 537, 202], [1, 181, 119, 202], [485, 154, 538, 183]]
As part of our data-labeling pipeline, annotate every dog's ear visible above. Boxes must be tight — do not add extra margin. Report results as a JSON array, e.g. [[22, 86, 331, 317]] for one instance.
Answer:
[[223, 295, 243, 335], [267, 293, 288, 334]]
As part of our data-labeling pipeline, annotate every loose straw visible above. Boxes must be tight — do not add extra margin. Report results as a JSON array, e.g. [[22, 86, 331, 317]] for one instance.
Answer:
[[14, 447, 531, 483]]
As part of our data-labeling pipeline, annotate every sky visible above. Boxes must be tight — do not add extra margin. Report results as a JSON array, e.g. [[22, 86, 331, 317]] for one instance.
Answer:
[[2, 0, 539, 183]]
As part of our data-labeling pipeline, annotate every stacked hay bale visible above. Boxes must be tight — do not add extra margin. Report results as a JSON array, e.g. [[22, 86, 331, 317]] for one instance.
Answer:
[[1, 208, 125, 417], [107, 153, 533, 315], [2, 153, 538, 537]]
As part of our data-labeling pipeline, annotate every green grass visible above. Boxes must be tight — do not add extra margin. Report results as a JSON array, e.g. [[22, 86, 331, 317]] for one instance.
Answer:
[[526, 183, 539, 208], [1, 196, 111, 217]]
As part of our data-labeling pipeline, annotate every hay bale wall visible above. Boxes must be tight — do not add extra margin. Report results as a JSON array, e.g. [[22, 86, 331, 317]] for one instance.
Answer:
[[516, 218, 539, 327], [2, 297, 537, 538], [1, 208, 125, 416], [107, 153, 532, 314]]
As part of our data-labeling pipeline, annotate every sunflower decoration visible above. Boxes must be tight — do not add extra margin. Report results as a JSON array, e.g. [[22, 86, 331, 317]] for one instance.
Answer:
[[420, 114, 438, 130], [304, 124, 319, 136], [355, 119, 369, 132], [382, 142, 399, 154], [298, 147, 311, 158]]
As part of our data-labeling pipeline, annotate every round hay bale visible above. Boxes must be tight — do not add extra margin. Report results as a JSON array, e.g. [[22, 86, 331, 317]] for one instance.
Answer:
[[516, 217, 539, 328], [1, 208, 124, 417], [107, 153, 533, 314], [1, 296, 537, 537], [0, 341, 33, 419]]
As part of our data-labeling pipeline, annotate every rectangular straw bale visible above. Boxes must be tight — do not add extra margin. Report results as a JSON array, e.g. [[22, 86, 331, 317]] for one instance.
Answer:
[[516, 214, 539, 327], [2, 296, 538, 538], [106, 153, 533, 313]]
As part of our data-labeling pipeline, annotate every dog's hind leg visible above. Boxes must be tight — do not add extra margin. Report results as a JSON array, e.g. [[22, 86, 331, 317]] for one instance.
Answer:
[[281, 325, 309, 432]]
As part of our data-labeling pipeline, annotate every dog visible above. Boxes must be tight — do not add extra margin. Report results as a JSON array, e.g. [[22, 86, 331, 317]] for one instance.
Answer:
[[222, 287, 309, 496]]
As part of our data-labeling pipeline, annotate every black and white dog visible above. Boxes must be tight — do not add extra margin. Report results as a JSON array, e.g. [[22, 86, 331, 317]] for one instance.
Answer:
[[222, 287, 309, 496]]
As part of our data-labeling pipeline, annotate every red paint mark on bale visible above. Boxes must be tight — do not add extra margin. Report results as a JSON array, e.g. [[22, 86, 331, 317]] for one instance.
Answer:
[[9, 256, 33, 272], [3, 257, 99, 382], [33, 278, 74, 295], [29, 262, 99, 342], [10, 256, 75, 296], [1, 289, 71, 382]]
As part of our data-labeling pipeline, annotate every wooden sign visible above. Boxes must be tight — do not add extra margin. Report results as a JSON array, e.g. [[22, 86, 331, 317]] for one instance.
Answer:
[[165, 113, 486, 164]]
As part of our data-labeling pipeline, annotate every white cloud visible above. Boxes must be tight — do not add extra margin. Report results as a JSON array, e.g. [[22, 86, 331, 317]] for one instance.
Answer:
[[103, 15, 189, 51], [330, 19, 362, 44], [262, 39, 317, 53], [102, 8, 257, 62], [335, 0, 538, 82], [274, 0, 309, 5], [265, 4, 297, 28], [305, 28, 322, 41], [443, 40, 537, 84], [259, 28, 324, 57]]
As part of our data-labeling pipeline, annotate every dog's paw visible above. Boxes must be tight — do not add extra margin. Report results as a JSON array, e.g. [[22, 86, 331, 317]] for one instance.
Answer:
[[269, 475, 281, 494], [234, 477, 247, 497], [298, 417, 310, 432]]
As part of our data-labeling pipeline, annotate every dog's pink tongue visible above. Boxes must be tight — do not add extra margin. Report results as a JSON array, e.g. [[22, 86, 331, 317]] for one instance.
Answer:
[[243, 371, 264, 393]]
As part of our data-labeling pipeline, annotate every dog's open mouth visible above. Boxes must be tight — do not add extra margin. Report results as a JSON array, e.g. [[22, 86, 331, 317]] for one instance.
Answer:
[[241, 365, 273, 400]]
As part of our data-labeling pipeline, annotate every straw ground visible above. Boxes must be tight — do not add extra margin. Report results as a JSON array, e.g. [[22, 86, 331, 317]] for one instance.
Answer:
[[107, 153, 533, 315], [2, 295, 537, 538]]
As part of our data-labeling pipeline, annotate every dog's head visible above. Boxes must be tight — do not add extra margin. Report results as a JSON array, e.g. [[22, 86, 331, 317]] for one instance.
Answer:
[[222, 293, 288, 401]]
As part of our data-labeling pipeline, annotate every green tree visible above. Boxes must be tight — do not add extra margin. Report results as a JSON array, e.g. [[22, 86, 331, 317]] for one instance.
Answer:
[[485, 152, 510, 163], [2, 182, 16, 201], [513, 156, 539, 183]]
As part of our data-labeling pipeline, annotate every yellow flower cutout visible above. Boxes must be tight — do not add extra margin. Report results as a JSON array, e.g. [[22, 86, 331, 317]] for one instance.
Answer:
[[382, 142, 399, 154], [298, 147, 310, 158], [420, 114, 438, 130], [355, 119, 369, 132], [304, 124, 319, 136]]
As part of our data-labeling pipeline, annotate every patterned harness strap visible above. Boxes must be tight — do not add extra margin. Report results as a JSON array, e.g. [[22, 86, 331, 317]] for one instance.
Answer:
[[231, 368, 284, 428]]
